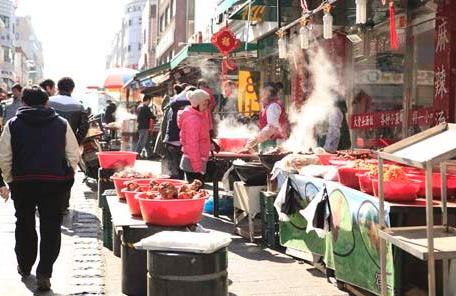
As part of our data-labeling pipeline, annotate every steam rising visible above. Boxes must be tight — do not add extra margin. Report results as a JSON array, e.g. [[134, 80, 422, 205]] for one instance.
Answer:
[[283, 46, 342, 152], [217, 116, 259, 139]]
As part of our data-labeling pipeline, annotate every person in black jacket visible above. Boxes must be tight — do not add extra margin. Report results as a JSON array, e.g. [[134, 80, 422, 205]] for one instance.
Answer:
[[48, 77, 89, 214], [163, 85, 193, 179], [104, 100, 116, 124], [136, 95, 156, 159], [0, 86, 80, 291], [49, 77, 89, 145]]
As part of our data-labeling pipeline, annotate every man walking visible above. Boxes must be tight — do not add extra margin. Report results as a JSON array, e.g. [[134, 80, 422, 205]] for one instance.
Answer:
[[0, 86, 80, 291], [136, 95, 156, 159], [39, 79, 57, 97], [49, 77, 89, 214], [4, 83, 23, 122]]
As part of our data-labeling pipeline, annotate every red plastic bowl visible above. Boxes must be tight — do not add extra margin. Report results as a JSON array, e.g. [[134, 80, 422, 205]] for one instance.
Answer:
[[97, 151, 137, 169], [372, 179, 421, 202], [357, 173, 374, 194], [121, 188, 144, 216], [407, 173, 456, 198], [136, 193, 206, 226], [217, 138, 249, 152], [338, 167, 370, 189], [317, 154, 335, 165], [111, 176, 132, 199]]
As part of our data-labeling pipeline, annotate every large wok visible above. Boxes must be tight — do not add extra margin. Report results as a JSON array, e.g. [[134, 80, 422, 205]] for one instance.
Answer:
[[258, 152, 292, 171]]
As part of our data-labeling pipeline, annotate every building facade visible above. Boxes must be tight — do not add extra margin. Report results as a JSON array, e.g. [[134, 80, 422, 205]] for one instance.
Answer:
[[123, 0, 146, 69], [155, 0, 192, 65], [106, 29, 125, 69], [138, 0, 158, 70], [15, 16, 44, 84], [0, 0, 15, 88]]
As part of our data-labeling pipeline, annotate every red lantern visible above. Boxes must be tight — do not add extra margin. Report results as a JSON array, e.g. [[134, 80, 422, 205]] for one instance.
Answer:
[[211, 27, 241, 55]]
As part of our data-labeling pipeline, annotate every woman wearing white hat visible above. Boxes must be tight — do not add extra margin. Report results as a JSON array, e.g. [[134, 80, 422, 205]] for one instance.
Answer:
[[177, 89, 211, 183]]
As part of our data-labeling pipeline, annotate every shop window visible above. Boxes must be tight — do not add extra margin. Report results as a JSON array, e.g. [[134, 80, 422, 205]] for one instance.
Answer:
[[407, 6, 436, 136], [171, 0, 176, 18], [0, 16, 10, 29], [350, 11, 407, 149]]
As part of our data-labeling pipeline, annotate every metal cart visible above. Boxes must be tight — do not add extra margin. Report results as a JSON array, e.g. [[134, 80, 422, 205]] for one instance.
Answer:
[[377, 123, 456, 296]]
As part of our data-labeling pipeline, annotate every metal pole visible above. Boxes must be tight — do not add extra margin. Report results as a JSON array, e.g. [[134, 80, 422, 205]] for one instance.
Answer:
[[426, 162, 436, 296], [441, 162, 449, 296], [277, 0, 281, 29], [378, 158, 387, 295]]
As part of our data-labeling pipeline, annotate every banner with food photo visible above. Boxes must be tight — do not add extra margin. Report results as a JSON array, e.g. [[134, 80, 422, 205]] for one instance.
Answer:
[[277, 174, 395, 296]]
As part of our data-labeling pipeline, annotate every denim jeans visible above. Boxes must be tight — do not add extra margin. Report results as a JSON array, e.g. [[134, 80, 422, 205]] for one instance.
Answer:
[[136, 129, 153, 157]]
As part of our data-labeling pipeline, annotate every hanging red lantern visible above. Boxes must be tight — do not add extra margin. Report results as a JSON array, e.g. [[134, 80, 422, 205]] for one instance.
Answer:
[[211, 27, 241, 55], [211, 26, 241, 94], [389, 1, 399, 50]]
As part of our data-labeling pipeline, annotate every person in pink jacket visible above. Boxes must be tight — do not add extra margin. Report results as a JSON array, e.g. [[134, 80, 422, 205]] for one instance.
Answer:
[[177, 89, 211, 183]]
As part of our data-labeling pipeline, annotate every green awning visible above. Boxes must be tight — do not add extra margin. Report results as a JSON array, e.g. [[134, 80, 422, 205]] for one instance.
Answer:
[[229, 0, 301, 22], [170, 42, 257, 70], [215, 0, 245, 16], [134, 62, 171, 81]]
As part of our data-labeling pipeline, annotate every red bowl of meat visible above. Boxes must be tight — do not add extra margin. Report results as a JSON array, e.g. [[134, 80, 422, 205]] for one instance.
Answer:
[[97, 151, 138, 169], [407, 173, 456, 199], [136, 192, 207, 226], [217, 138, 249, 152], [121, 187, 145, 216], [372, 179, 421, 202], [111, 177, 133, 199], [357, 173, 375, 194], [338, 167, 370, 190]]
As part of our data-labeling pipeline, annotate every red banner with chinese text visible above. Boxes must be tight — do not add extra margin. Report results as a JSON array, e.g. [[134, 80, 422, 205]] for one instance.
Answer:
[[433, 2, 456, 123], [348, 108, 438, 130]]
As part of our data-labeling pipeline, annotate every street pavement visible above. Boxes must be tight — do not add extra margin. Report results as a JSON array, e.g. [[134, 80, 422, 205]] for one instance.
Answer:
[[0, 170, 347, 296]]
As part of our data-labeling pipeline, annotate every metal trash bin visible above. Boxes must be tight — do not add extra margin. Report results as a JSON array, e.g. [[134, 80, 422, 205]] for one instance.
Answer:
[[147, 247, 228, 296], [121, 226, 188, 296], [135, 230, 231, 296]]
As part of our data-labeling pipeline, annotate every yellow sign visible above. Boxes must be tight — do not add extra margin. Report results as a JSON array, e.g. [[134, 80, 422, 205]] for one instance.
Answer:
[[238, 70, 260, 116]]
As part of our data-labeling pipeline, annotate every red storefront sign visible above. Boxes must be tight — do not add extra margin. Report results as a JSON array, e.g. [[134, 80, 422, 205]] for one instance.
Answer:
[[433, 2, 456, 123], [348, 108, 437, 129]]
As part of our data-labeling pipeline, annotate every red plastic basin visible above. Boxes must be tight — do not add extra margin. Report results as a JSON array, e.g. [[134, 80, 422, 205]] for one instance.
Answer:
[[372, 179, 421, 202], [121, 188, 143, 216], [357, 173, 374, 194], [97, 151, 137, 169], [317, 154, 335, 165], [407, 173, 456, 198], [111, 176, 132, 199], [217, 138, 249, 152], [338, 167, 370, 189], [136, 193, 206, 226]]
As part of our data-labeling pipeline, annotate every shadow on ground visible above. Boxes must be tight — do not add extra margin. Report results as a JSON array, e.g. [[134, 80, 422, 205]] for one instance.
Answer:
[[21, 276, 66, 296], [199, 214, 295, 264]]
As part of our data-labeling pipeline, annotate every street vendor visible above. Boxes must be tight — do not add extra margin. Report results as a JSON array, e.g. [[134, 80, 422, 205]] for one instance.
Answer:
[[317, 98, 351, 153], [243, 85, 289, 153]]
